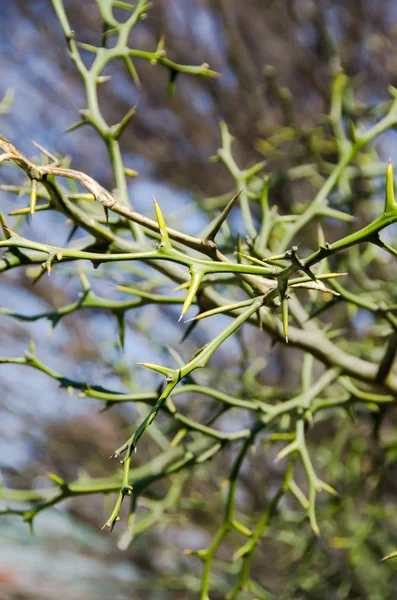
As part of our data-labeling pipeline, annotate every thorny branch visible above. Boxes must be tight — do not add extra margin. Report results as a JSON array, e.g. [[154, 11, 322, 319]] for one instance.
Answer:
[[2, 1, 397, 597]]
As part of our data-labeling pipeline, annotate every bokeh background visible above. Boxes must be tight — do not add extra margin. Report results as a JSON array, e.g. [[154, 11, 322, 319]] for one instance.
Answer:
[[2, 1, 397, 598]]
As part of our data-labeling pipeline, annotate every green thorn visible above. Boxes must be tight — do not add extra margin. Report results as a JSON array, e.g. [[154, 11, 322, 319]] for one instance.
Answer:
[[156, 34, 166, 54], [281, 297, 289, 343], [153, 197, 172, 249], [0, 211, 13, 239], [115, 312, 125, 350], [205, 191, 242, 242], [348, 119, 358, 143], [64, 120, 87, 133], [124, 56, 140, 88], [382, 550, 397, 562], [385, 159, 397, 213], [97, 75, 112, 84], [112, 104, 138, 140], [168, 68, 179, 99], [136, 362, 175, 378], [27, 518, 34, 535], [9, 203, 50, 216], [48, 473, 67, 488], [78, 271, 91, 292], [29, 179, 37, 219], [179, 268, 204, 321], [76, 41, 98, 53], [124, 167, 139, 178]]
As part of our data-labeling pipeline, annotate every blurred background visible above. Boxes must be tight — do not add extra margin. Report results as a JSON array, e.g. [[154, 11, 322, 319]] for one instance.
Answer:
[[2, 1, 397, 598]]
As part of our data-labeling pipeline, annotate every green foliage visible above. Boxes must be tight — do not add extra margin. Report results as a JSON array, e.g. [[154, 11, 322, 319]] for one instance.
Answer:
[[2, 1, 397, 598]]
